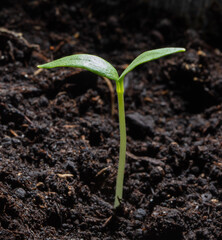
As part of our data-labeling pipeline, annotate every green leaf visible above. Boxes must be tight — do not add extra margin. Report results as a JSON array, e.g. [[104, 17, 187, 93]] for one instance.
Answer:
[[38, 54, 119, 82], [119, 47, 185, 80]]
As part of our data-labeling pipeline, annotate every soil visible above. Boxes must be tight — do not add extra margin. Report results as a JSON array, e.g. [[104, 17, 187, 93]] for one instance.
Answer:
[[0, 1, 222, 239]]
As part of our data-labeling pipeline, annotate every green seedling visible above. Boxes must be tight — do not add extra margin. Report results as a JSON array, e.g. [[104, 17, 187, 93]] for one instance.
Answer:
[[38, 47, 185, 208]]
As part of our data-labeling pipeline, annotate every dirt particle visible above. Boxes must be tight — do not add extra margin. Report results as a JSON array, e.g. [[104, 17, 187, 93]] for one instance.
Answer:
[[14, 188, 26, 199]]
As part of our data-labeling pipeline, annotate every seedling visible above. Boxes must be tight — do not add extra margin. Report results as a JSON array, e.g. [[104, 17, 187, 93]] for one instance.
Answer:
[[38, 47, 185, 208]]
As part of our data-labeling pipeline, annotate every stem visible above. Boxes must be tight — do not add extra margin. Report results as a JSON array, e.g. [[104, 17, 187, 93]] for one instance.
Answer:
[[114, 78, 126, 208]]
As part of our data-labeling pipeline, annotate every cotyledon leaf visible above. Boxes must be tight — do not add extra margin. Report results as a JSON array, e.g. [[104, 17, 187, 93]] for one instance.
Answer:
[[119, 47, 186, 80], [38, 54, 119, 82]]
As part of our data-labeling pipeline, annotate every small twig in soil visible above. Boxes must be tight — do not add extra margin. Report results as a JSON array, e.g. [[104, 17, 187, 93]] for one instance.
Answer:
[[57, 173, 74, 178], [104, 77, 115, 117], [34, 68, 43, 76], [102, 215, 113, 228], [10, 129, 18, 137], [0, 27, 40, 51], [126, 151, 166, 167], [96, 166, 111, 177]]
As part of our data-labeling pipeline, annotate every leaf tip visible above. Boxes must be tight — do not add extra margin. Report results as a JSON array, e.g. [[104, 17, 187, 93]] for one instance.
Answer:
[[180, 48, 186, 52], [37, 64, 45, 69], [37, 63, 50, 69]]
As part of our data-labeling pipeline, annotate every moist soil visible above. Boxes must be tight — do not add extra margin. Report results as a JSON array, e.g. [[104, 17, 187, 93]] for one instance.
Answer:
[[0, 1, 222, 239]]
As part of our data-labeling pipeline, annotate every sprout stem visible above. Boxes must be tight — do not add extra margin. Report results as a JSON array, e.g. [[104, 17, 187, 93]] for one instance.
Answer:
[[114, 79, 126, 208]]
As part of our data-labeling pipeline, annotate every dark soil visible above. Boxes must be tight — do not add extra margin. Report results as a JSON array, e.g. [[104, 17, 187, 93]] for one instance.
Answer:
[[0, 1, 222, 239]]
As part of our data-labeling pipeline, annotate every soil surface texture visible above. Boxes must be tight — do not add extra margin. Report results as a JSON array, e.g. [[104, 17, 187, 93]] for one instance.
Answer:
[[0, 1, 222, 239]]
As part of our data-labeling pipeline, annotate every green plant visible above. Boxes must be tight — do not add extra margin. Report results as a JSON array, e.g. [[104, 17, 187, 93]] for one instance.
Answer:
[[38, 47, 185, 208]]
